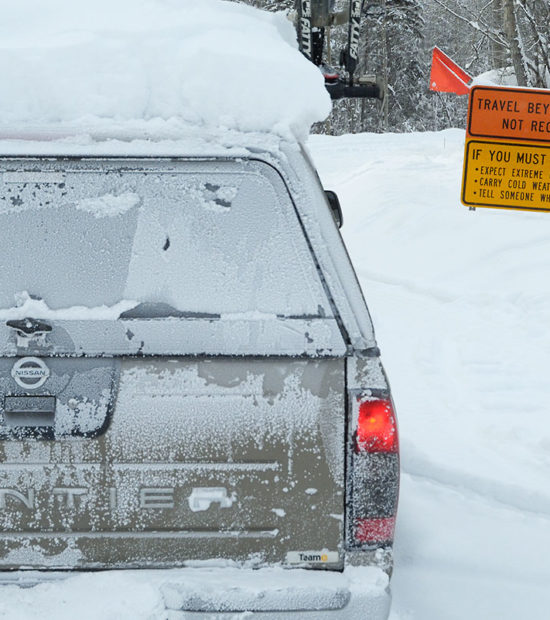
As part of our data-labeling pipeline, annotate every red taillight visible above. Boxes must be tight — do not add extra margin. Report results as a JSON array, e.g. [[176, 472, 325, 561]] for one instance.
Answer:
[[355, 398, 398, 453], [354, 516, 396, 544]]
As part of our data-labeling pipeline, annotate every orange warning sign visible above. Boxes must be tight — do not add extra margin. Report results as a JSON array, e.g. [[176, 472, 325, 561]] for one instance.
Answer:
[[462, 140, 550, 211], [468, 86, 550, 142], [462, 85, 550, 211]]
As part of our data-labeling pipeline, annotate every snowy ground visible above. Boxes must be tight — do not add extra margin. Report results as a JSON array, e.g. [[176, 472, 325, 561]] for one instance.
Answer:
[[2, 128, 548, 619], [4, 1, 549, 617], [309, 129, 550, 620]]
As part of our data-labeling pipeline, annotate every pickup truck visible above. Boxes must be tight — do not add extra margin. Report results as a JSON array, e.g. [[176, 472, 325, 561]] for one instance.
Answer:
[[0, 137, 399, 618]]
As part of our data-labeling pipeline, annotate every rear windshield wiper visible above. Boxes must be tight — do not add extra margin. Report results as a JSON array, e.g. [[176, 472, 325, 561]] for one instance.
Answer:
[[119, 302, 219, 320]]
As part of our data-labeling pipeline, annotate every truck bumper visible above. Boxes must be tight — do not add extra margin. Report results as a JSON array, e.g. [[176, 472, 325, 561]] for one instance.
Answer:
[[0, 565, 391, 619]]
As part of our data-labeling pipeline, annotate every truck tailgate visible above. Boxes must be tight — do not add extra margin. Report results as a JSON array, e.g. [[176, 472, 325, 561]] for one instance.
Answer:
[[0, 358, 345, 569]]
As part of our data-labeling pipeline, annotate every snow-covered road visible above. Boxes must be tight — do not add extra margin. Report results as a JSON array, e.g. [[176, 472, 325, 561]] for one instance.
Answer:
[[309, 129, 550, 619], [1, 128, 547, 619], [4, 0, 546, 617]]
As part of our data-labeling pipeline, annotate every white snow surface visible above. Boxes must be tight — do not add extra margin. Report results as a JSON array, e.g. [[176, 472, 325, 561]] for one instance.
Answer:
[[75, 192, 141, 218], [309, 129, 550, 620], [0, 0, 330, 142], [3, 129, 550, 618], [473, 67, 518, 87], [0, 292, 138, 320], [0, 566, 387, 619]]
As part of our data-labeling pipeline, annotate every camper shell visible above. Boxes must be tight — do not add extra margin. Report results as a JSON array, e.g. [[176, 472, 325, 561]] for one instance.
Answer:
[[0, 135, 398, 619]]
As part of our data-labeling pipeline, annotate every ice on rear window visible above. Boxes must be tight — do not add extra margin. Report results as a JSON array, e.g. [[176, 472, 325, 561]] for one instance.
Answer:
[[75, 192, 141, 218], [0, 161, 330, 318]]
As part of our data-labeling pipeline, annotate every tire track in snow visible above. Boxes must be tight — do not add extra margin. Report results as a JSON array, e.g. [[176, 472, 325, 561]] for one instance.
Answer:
[[402, 445, 550, 520]]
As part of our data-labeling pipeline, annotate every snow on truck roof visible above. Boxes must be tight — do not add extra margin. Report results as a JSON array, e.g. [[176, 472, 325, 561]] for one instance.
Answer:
[[0, 0, 330, 152]]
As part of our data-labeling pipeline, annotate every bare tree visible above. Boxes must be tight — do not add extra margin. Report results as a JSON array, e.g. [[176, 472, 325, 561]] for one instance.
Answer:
[[429, 0, 549, 87]]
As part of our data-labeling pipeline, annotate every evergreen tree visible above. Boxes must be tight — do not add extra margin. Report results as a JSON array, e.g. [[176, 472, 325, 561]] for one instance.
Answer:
[[384, 0, 428, 130]]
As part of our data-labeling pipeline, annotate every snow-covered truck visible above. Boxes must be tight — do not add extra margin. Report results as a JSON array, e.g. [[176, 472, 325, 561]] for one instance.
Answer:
[[0, 138, 398, 618], [0, 1, 397, 617]]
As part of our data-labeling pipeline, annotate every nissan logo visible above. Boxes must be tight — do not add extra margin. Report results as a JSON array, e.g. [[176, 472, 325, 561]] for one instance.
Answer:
[[11, 357, 50, 390]]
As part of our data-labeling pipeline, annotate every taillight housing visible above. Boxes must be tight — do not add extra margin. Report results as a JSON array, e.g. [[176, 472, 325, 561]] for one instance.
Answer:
[[348, 395, 399, 548], [354, 516, 396, 544], [354, 397, 398, 454]]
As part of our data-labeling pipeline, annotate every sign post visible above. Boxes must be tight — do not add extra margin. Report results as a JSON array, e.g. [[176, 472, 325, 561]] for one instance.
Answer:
[[462, 85, 550, 212]]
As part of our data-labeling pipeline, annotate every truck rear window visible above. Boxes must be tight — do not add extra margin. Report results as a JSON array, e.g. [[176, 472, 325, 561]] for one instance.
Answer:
[[0, 159, 331, 319]]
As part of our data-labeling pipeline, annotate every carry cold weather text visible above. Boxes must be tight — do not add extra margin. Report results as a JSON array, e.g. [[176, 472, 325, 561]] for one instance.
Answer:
[[462, 85, 550, 212]]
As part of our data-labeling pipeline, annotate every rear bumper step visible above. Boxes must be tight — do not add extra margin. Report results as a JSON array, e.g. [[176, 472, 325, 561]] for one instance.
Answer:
[[0, 565, 391, 618]]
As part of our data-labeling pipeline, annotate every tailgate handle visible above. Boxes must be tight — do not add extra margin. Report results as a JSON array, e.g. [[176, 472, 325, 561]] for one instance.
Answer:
[[3, 396, 56, 427]]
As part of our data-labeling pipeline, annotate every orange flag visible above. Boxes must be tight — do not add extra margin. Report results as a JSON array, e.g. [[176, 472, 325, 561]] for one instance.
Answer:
[[429, 47, 472, 95]]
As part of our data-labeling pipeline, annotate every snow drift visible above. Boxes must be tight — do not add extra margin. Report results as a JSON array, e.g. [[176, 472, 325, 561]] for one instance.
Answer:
[[310, 129, 550, 620], [0, 0, 331, 142]]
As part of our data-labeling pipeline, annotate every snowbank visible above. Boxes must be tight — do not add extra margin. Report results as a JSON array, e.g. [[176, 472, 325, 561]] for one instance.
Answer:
[[473, 67, 518, 87], [0, 0, 330, 142], [310, 129, 550, 620]]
